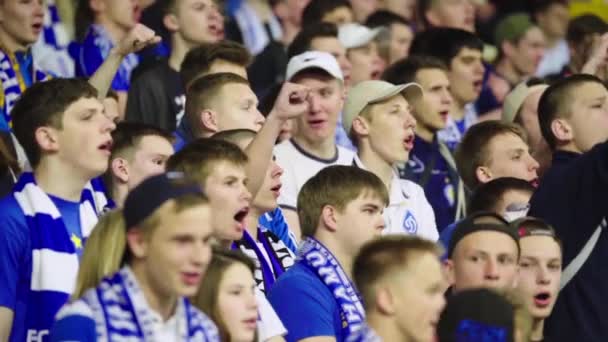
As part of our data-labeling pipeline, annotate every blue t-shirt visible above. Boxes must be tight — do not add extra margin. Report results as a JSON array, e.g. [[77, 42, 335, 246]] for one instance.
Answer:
[[50, 314, 96, 342], [268, 262, 343, 342], [0, 194, 83, 342], [258, 208, 298, 253], [403, 136, 458, 231]]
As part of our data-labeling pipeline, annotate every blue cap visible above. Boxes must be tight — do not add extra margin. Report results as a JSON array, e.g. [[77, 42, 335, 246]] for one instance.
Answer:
[[123, 172, 205, 229]]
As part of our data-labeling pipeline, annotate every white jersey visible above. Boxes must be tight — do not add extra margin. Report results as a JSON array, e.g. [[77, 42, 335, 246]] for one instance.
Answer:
[[354, 155, 439, 241], [274, 139, 355, 209], [256, 288, 287, 341]]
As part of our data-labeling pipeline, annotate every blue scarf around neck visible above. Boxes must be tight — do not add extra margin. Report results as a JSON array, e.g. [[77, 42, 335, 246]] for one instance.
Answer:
[[12, 172, 110, 338]]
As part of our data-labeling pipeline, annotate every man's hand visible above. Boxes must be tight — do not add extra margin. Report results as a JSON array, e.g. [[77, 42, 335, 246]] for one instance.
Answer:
[[582, 32, 608, 78], [112, 24, 161, 57], [269, 82, 310, 121]]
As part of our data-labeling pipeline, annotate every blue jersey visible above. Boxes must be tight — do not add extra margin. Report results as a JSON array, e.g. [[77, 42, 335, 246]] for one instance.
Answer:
[[0, 50, 38, 132], [268, 262, 343, 342], [0, 194, 82, 342], [403, 136, 459, 231]]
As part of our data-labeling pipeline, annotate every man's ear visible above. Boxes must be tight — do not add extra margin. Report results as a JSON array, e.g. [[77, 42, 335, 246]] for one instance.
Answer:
[[443, 259, 456, 287], [351, 116, 370, 138], [163, 13, 179, 32], [551, 118, 573, 145], [425, 10, 441, 28], [126, 228, 148, 259], [111, 157, 129, 184], [35, 127, 60, 154], [475, 166, 493, 185], [200, 109, 219, 134], [376, 286, 397, 316], [320, 205, 339, 233]]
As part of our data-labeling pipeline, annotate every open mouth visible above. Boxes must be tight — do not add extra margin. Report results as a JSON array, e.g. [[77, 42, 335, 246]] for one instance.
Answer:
[[32, 23, 43, 32], [370, 70, 382, 80], [403, 135, 415, 151], [234, 207, 250, 225], [439, 110, 449, 121], [98, 140, 113, 154], [308, 119, 326, 129], [243, 318, 257, 330], [208, 23, 224, 39], [181, 271, 202, 286], [534, 292, 551, 307], [473, 80, 483, 92], [530, 178, 540, 188]]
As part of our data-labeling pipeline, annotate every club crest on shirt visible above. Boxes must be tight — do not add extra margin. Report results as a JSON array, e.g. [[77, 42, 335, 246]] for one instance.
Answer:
[[402, 210, 418, 234]]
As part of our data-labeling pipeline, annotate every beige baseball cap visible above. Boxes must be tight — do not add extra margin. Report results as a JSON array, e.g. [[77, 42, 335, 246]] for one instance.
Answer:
[[338, 23, 383, 49], [343, 80, 423, 135], [502, 80, 548, 123]]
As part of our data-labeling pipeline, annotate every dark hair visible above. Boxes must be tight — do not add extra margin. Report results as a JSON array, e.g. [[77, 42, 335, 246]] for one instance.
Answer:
[[417, 0, 434, 28], [193, 248, 256, 342], [301, 0, 351, 27], [468, 177, 535, 214], [382, 54, 448, 84], [365, 10, 410, 28], [104, 122, 173, 197], [410, 28, 483, 68], [529, 0, 568, 16], [287, 22, 339, 59], [184, 72, 250, 137], [12, 78, 98, 168], [566, 14, 608, 44], [166, 138, 248, 186], [74, 0, 95, 41], [455, 120, 528, 190], [180, 41, 251, 88], [538, 74, 606, 150]]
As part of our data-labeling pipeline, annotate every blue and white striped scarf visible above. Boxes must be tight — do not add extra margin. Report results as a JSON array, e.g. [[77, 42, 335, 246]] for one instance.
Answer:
[[299, 237, 366, 339], [12, 172, 110, 338], [78, 267, 219, 341], [0, 49, 49, 126], [32, 0, 74, 77], [347, 324, 382, 342]]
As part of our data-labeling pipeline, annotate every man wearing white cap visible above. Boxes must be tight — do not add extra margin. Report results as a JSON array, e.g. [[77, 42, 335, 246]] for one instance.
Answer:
[[339, 23, 386, 86], [502, 78, 551, 176], [344, 80, 439, 241], [274, 51, 355, 240]]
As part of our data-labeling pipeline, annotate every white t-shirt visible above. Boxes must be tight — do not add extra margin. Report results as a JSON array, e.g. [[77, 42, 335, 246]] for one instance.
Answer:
[[274, 139, 355, 209], [354, 155, 439, 241]]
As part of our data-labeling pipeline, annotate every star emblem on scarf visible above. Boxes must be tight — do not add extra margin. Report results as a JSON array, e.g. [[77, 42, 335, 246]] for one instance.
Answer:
[[70, 233, 82, 249]]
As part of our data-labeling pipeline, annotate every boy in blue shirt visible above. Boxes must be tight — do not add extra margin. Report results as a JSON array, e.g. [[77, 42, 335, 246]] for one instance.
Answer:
[[0, 78, 115, 341], [269, 165, 388, 342]]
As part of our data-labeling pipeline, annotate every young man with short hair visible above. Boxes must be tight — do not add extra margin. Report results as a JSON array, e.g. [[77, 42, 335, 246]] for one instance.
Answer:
[[409, 28, 485, 150], [343, 79, 438, 240], [301, 0, 354, 27], [125, 0, 225, 131], [0, 78, 115, 341], [274, 51, 356, 240], [444, 212, 520, 293], [383, 55, 465, 231], [512, 217, 562, 342], [166, 138, 289, 341], [269, 165, 389, 342], [439, 177, 535, 259], [418, 0, 476, 32], [350, 235, 446, 342], [455, 120, 540, 191], [105, 122, 175, 207], [338, 23, 385, 86], [365, 10, 414, 65], [530, 74, 608, 341]]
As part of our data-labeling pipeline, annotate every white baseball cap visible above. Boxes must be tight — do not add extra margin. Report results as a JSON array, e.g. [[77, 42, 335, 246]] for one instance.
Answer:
[[285, 51, 344, 82], [338, 23, 383, 49]]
